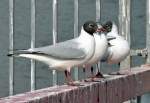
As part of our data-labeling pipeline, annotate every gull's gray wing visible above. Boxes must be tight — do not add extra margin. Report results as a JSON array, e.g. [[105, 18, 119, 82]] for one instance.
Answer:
[[28, 39, 86, 59]]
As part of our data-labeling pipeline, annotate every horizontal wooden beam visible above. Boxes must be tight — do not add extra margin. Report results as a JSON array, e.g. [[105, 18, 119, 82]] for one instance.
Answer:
[[0, 64, 150, 103]]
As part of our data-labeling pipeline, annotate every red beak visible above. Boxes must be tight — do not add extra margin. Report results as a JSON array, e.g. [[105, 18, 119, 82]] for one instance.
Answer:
[[97, 27, 106, 32]]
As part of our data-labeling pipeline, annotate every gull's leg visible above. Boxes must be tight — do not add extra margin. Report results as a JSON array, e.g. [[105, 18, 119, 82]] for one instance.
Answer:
[[85, 66, 97, 81], [83, 67, 86, 80], [84, 65, 103, 82], [67, 70, 74, 83], [84, 64, 104, 82], [109, 62, 131, 75], [64, 70, 74, 85], [84, 66, 94, 82], [90, 66, 96, 81], [118, 62, 120, 67], [65, 70, 83, 86], [84, 66, 101, 82], [64, 69, 80, 86], [91, 66, 94, 78], [64, 70, 71, 83], [95, 63, 104, 78]]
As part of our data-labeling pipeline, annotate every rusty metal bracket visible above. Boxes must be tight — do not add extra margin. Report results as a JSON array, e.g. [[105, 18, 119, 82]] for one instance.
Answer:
[[130, 48, 148, 58]]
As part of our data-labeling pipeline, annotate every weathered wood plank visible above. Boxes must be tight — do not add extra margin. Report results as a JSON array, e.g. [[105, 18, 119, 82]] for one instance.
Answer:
[[0, 65, 150, 103]]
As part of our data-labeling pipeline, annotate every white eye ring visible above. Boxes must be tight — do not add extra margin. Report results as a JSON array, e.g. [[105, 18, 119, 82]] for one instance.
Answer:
[[106, 24, 109, 27], [89, 24, 94, 28]]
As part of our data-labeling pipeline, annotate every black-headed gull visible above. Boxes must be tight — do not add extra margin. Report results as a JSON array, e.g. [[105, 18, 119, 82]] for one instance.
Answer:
[[83, 28, 108, 80], [8, 21, 101, 85], [100, 21, 130, 74]]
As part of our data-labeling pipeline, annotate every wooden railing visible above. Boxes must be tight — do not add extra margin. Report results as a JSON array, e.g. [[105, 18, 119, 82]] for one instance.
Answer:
[[1, 65, 150, 103]]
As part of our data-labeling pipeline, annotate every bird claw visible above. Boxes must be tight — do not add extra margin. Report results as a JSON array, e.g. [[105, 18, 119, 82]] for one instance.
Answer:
[[95, 72, 105, 78], [84, 72, 105, 82]]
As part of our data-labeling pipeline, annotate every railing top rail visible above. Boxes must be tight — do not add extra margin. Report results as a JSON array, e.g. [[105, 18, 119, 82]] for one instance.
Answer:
[[1, 65, 150, 103]]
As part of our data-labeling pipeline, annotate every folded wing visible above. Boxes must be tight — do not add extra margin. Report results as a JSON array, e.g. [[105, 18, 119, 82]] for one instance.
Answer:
[[12, 39, 86, 60]]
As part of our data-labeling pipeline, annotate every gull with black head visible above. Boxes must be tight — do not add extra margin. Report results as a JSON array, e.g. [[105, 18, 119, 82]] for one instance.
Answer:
[[82, 24, 108, 81], [8, 20, 101, 85], [100, 21, 130, 75]]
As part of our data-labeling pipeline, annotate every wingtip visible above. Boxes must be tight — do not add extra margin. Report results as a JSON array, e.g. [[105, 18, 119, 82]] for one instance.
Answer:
[[7, 53, 13, 57], [7, 49, 29, 57]]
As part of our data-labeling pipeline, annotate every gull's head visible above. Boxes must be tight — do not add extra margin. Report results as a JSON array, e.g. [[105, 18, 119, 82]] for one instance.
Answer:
[[83, 21, 98, 35], [98, 21, 113, 33]]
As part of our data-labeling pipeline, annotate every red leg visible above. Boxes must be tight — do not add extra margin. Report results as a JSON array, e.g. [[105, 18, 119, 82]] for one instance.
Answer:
[[64, 70, 76, 86], [91, 64, 104, 79], [94, 63, 104, 78], [84, 66, 104, 82], [83, 67, 86, 79]]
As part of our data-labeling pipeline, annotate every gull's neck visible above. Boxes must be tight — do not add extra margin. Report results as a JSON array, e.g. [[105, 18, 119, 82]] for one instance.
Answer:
[[112, 23, 118, 34], [107, 24, 119, 37], [79, 27, 93, 39]]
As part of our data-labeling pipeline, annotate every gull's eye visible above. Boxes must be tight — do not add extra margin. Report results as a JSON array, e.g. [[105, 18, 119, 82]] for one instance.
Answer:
[[106, 24, 109, 27], [108, 26, 111, 31], [89, 24, 94, 28]]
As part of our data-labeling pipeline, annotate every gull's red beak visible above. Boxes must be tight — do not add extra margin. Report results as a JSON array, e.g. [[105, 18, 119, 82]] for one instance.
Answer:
[[97, 27, 106, 32]]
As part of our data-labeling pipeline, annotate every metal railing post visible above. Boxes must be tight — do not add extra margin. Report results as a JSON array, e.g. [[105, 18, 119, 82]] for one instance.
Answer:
[[31, 0, 36, 91], [74, 0, 79, 81], [146, 0, 150, 63], [52, 0, 58, 86], [119, 0, 132, 102], [9, 0, 14, 96], [119, 0, 131, 69], [96, 0, 101, 22], [96, 0, 101, 74]]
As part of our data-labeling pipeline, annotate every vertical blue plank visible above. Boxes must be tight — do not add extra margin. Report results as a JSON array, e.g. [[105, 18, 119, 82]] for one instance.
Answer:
[[9, 0, 14, 96], [52, 0, 58, 86], [74, 0, 79, 81], [31, 0, 36, 91]]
